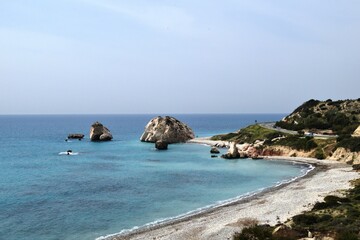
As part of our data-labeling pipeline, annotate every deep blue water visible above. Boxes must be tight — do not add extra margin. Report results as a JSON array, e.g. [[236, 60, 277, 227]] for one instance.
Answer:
[[0, 114, 309, 240]]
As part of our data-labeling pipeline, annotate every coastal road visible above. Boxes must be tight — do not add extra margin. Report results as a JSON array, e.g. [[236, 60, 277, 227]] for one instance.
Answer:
[[259, 122, 338, 139], [259, 122, 298, 135]]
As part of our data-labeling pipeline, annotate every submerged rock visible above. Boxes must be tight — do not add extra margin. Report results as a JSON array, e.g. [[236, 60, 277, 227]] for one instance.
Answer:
[[90, 122, 113, 141], [155, 140, 168, 150], [140, 116, 194, 143]]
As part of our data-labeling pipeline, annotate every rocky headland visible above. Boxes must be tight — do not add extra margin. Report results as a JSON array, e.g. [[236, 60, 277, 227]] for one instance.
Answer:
[[140, 116, 194, 143], [208, 99, 360, 164]]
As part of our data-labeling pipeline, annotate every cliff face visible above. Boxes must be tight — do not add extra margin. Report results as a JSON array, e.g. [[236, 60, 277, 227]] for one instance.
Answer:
[[261, 146, 313, 158], [329, 147, 360, 165]]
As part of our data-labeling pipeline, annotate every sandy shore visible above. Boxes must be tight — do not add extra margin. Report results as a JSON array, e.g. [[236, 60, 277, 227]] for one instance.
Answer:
[[101, 139, 359, 240]]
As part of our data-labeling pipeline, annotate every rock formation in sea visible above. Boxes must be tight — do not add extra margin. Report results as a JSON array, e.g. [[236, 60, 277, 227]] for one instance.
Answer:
[[210, 147, 220, 154], [67, 133, 84, 139], [140, 116, 195, 143], [222, 142, 240, 159], [90, 122, 113, 141], [155, 140, 168, 150]]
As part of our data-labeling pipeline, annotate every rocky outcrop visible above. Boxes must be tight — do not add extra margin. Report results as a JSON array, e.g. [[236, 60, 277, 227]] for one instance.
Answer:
[[222, 142, 240, 159], [155, 140, 168, 150], [328, 147, 360, 164], [90, 122, 113, 141], [260, 145, 316, 158], [353, 125, 360, 137], [210, 147, 220, 154], [140, 116, 195, 143], [239, 151, 248, 158], [67, 133, 84, 139]]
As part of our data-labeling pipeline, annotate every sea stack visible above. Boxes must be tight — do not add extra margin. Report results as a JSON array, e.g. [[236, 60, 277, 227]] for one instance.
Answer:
[[90, 121, 113, 141], [140, 116, 195, 143]]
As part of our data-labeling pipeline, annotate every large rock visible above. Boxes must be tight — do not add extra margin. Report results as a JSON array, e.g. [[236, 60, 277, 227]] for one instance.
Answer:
[[222, 142, 240, 159], [90, 122, 113, 141], [140, 116, 195, 143]]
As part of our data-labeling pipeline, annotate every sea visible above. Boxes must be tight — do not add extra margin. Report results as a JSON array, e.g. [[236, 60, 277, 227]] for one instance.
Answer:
[[0, 114, 312, 240]]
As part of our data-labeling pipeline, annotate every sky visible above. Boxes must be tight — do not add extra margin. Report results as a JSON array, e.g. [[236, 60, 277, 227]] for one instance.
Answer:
[[0, 0, 359, 114]]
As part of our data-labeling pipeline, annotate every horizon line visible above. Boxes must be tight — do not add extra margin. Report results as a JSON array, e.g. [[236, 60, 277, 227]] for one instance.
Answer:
[[0, 112, 289, 116]]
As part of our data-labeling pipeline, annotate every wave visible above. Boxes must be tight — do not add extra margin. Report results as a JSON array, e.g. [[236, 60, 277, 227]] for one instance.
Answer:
[[96, 161, 314, 240], [58, 152, 79, 155]]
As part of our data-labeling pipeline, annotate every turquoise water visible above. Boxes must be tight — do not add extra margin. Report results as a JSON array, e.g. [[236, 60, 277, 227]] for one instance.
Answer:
[[0, 114, 310, 240]]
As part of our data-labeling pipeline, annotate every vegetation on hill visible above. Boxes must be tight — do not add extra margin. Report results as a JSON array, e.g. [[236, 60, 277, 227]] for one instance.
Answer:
[[210, 99, 360, 159], [233, 179, 360, 240], [269, 135, 318, 151], [275, 99, 360, 135], [336, 135, 360, 152], [211, 125, 285, 143]]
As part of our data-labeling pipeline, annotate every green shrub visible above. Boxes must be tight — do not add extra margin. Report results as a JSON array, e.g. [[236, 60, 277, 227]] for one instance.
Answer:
[[312, 201, 329, 210], [315, 149, 325, 160], [318, 214, 332, 222], [324, 195, 350, 204], [211, 125, 284, 143], [353, 164, 360, 171], [274, 136, 318, 151], [336, 230, 359, 240], [265, 132, 282, 140], [233, 225, 273, 240], [293, 214, 319, 225], [337, 134, 352, 142], [336, 137, 360, 152], [211, 132, 238, 141]]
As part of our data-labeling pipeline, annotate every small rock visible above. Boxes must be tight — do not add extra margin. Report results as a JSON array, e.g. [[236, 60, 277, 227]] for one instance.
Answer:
[[155, 141, 168, 150], [210, 147, 220, 154], [67, 134, 84, 139]]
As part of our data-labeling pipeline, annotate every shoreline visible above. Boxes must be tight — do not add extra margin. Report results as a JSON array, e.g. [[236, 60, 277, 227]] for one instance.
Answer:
[[98, 158, 315, 240], [99, 139, 359, 240]]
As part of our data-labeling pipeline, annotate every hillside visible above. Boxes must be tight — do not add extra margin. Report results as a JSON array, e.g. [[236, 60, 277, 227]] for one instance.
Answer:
[[275, 99, 360, 135], [211, 125, 286, 143], [210, 99, 360, 163]]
